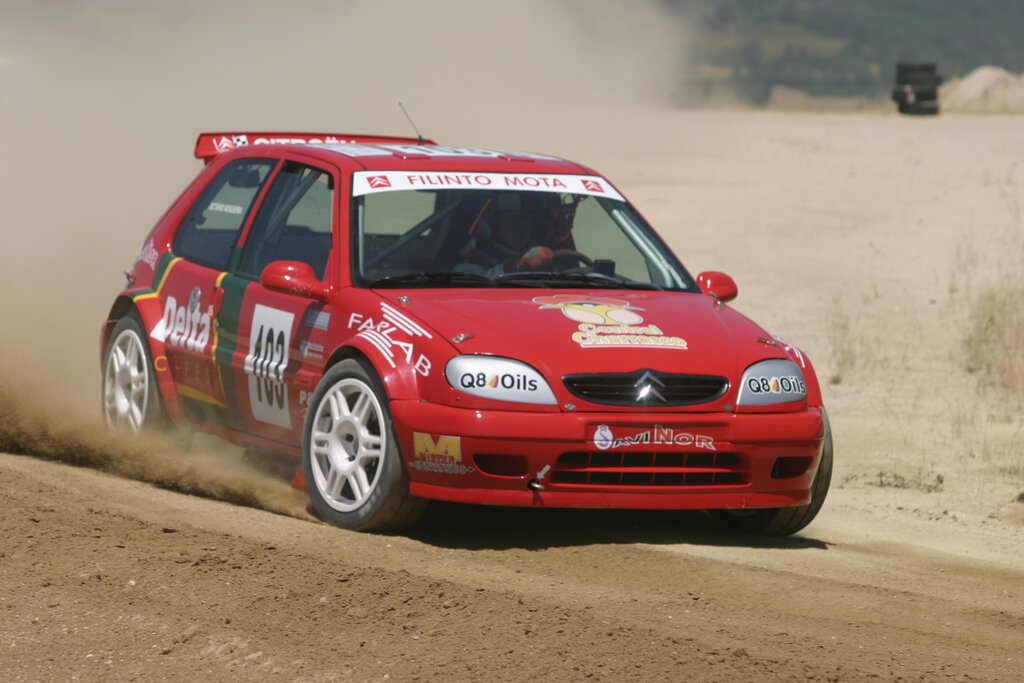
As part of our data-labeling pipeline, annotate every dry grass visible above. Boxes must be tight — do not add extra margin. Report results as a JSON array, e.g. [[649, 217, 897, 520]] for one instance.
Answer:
[[824, 298, 857, 386], [965, 279, 1024, 404], [872, 467, 945, 494]]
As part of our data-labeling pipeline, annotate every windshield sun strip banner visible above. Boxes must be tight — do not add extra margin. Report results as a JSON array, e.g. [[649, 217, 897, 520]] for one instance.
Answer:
[[351, 171, 625, 201]]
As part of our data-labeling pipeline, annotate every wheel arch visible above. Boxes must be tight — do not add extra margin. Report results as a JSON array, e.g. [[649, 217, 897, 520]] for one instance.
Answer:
[[101, 294, 183, 421], [322, 339, 423, 401], [100, 295, 136, 361], [796, 352, 824, 408]]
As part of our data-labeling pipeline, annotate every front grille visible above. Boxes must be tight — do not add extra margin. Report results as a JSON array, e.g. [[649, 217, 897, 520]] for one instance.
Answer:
[[551, 451, 747, 487], [563, 369, 728, 407]]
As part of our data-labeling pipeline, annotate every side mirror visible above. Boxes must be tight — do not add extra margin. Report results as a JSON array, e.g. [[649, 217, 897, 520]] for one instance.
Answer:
[[260, 261, 329, 301], [696, 271, 738, 303]]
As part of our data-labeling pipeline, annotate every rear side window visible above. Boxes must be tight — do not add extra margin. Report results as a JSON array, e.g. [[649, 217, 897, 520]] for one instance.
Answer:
[[237, 162, 335, 280], [174, 159, 276, 270]]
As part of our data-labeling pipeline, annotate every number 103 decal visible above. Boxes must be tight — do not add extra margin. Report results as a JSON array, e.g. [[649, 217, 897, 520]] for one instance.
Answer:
[[244, 305, 295, 428]]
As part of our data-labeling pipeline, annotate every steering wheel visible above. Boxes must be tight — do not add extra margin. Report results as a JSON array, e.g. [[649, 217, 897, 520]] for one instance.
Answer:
[[550, 249, 594, 269]]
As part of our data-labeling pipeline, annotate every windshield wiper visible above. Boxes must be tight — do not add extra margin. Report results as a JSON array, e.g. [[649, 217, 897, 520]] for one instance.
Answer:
[[368, 272, 495, 288], [494, 271, 663, 290]]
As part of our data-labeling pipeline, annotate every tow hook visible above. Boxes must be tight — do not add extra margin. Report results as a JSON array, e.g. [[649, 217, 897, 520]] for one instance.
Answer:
[[528, 465, 551, 491]]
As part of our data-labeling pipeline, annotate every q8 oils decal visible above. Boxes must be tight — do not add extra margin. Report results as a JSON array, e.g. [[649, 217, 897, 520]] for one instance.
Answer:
[[244, 305, 295, 428]]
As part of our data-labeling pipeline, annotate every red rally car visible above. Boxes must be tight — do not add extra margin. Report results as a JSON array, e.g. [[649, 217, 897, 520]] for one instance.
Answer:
[[101, 131, 832, 534]]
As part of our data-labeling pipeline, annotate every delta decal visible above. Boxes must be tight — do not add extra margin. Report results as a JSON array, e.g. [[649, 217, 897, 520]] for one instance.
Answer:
[[533, 295, 687, 350]]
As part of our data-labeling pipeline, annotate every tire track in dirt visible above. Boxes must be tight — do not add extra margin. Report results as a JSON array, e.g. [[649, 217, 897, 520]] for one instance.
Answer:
[[2, 454, 1021, 681]]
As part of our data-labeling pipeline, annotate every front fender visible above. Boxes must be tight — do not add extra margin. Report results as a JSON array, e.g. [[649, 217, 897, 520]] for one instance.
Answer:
[[331, 292, 461, 403], [328, 335, 442, 401], [780, 341, 823, 407]]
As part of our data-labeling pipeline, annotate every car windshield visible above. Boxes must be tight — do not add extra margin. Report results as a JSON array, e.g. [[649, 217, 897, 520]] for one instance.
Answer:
[[351, 179, 695, 291]]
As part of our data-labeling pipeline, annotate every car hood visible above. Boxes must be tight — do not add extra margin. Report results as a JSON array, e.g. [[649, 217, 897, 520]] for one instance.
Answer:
[[370, 288, 789, 381]]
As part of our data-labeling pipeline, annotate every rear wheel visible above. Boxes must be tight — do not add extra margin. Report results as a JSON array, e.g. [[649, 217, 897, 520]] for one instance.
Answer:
[[710, 410, 833, 536], [102, 312, 164, 432], [302, 358, 427, 531]]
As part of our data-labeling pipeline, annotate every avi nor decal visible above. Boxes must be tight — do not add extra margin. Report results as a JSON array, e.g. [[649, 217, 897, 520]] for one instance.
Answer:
[[590, 424, 716, 452]]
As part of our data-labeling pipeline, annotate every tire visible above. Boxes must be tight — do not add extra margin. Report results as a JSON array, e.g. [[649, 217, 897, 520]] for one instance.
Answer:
[[101, 311, 166, 432], [710, 409, 833, 537], [302, 358, 427, 531]]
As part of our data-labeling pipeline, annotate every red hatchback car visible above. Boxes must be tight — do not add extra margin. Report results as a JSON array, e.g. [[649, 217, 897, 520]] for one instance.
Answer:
[[101, 132, 832, 534]]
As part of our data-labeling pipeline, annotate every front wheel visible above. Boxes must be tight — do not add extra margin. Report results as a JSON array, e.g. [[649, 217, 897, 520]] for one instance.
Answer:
[[710, 409, 833, 536], [302, 358, 427, 531]]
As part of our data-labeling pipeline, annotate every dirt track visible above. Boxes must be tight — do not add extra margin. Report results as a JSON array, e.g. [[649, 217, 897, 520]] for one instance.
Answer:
[[2, 453, 1021, 682]]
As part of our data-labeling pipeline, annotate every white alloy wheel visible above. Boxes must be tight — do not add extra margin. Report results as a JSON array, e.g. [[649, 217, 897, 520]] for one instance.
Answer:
[[309, 378, 386, 512], [103, 327, 150, 431]]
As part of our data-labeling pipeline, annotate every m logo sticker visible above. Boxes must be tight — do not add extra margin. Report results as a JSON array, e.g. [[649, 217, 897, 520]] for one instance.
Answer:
[[413, 432, 462, 462]]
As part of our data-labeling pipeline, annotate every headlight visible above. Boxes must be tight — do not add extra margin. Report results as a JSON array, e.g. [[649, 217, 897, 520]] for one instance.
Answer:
[[736, 359, 807, 406], [445, 356, 557, 405]]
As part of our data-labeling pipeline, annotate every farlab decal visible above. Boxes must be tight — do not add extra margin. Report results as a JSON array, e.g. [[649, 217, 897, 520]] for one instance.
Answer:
[[348, 303, 432, 377], [244, 305, 295, 428], [533, 295, 687, 350]]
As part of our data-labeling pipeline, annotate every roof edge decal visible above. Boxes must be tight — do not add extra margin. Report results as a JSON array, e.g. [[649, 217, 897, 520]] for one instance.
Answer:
[[194, 132, 436, 160]]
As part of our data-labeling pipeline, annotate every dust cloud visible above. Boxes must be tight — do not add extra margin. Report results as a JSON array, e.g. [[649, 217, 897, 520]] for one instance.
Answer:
[[0, 0, 691, 407], [0, 381, 313, 518], [0, 1, 691, 504]]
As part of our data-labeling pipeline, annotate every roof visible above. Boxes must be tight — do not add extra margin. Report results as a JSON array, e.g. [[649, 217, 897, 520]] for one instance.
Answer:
[[194, 132, 592, 175]]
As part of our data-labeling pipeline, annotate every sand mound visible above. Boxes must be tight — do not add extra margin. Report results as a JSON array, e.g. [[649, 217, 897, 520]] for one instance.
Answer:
[[940, 65, 1024, 113]]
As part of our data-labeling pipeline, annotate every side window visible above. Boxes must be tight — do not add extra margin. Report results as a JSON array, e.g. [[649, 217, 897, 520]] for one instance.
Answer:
[[174, 159, 276, 270], [570, 197, 650, 282], [237, 162, 335, 280]]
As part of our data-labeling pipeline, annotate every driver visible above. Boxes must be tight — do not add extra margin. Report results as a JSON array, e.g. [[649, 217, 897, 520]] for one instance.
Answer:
[[454, 192, 554, 278]]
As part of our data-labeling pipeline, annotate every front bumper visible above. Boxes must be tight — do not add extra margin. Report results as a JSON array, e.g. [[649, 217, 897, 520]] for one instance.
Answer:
[[390, 401, 825, 510]]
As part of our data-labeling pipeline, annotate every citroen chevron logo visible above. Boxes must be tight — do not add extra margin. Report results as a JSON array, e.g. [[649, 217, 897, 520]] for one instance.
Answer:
[[634, 370, 667, 404]]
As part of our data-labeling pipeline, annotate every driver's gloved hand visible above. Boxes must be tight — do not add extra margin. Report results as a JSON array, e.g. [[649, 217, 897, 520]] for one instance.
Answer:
[[516, 246, 553, 269]]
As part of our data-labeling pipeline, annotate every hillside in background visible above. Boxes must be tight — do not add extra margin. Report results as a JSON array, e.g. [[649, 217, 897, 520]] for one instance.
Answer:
[[669, 0, 1024, 103]]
